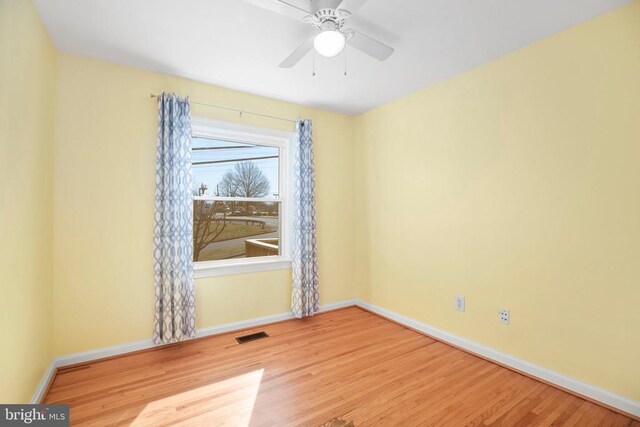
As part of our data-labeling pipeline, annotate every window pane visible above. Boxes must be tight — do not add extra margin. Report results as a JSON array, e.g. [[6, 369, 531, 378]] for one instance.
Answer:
[[193, 200, 280, 261], [192, 137, 279, 198]]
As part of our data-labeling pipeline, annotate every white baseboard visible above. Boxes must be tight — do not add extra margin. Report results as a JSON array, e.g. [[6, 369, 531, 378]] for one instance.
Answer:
[[30, 361, 57, 404], [354, 299, 640, 418], [30, 298, 356, 404]]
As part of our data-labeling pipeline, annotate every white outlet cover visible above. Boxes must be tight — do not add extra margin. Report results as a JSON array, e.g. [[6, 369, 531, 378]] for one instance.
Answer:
[[499, 308, 510, 324], [455, 296, 465, 312]]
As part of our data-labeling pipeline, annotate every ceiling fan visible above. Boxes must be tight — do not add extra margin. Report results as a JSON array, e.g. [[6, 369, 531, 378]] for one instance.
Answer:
[[242, 0, 394, 68]]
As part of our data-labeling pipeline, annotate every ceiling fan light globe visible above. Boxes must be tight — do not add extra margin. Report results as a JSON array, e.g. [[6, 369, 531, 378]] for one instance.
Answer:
[[313, 30, 345, 57]]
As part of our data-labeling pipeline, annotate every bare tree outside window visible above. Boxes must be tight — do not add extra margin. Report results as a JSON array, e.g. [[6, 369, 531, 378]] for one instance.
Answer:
[[219, 161, 270, 217], [219, 161, 270, 198]]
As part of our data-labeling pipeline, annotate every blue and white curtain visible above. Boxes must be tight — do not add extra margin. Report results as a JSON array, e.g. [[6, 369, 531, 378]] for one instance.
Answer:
[[291, 119, 319, 318], [153, 93, 196, 344]]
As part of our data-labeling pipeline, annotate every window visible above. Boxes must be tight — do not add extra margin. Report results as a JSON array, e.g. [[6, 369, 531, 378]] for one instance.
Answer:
[[191, 118, 293, 277]]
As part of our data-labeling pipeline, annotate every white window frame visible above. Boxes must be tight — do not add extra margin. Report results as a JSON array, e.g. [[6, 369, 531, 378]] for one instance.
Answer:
[[191, 117, 294, 278]]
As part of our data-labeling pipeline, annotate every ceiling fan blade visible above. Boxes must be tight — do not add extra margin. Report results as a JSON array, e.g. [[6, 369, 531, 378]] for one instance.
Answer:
[[336, 0, 369, 13], [279, 37, 315, 68], [346, 29, 394, 61], [242, 0, 312, 21]]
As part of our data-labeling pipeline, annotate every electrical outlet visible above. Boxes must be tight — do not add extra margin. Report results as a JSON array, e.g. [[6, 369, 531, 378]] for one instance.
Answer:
[[455, 295, 465, 312], [499, 308, 510, 324]]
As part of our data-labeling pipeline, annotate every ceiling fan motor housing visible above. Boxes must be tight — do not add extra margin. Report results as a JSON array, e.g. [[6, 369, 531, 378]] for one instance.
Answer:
[[319, 18, 339, 31], [305, 0, 351, 30], [308, 8, 349, 29]]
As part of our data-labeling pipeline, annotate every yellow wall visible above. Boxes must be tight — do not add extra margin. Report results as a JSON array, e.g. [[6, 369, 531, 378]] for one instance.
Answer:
[[354, 1, 640, 401], [0, 0, 56, 403], [52, 53, 357, 356]]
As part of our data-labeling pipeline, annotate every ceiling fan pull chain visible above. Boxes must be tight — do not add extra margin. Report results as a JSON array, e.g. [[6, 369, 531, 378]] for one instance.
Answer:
[[344, 45, 348, 76], [312, 50, 317, 77]]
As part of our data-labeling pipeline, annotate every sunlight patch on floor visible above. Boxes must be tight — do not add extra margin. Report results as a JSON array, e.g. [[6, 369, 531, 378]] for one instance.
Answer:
[[131, 369, 264, 426]]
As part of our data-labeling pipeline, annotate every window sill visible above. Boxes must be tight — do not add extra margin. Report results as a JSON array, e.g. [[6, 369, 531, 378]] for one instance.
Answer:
[[194, 258, 292, 279]]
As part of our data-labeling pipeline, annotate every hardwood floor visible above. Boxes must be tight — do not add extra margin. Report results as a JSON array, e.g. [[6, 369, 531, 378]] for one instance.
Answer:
[[45, 307, 638, 426]]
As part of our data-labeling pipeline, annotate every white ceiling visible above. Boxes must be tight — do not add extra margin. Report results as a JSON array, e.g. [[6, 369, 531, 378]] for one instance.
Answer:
[[34, 0, 630, 115]]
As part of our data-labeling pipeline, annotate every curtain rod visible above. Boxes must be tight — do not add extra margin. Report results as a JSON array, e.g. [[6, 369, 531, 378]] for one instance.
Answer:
[[150, 94, 297, 124]]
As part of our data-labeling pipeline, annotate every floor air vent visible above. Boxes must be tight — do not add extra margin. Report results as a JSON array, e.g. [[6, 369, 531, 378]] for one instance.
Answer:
[[236, 331, 269, 344]]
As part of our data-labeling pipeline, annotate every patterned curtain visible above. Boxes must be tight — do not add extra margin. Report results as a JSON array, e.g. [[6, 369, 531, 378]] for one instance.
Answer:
[[291, 119, 319, 318], [153, 93, 196, 344]]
